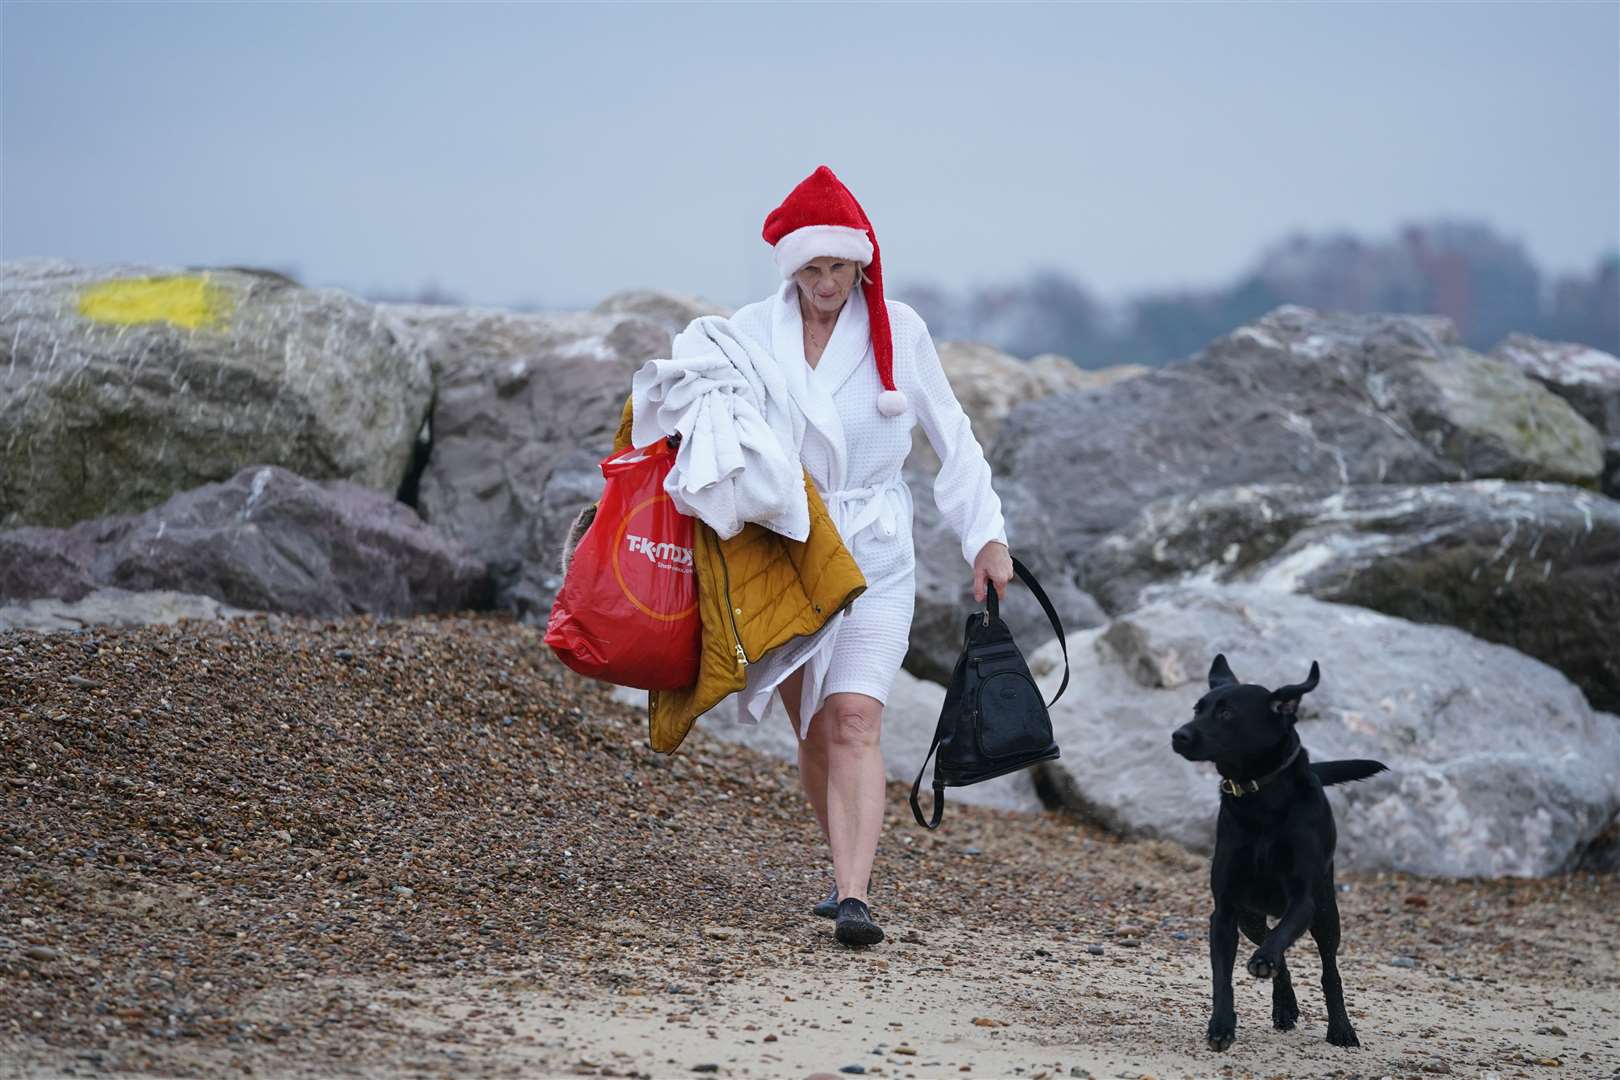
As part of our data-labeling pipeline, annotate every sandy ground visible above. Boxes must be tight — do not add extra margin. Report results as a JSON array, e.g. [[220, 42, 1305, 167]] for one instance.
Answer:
[[4, 613, 1618, 1079], [372, 918, 1620, 1080], [9, 905, 1616, 1079]]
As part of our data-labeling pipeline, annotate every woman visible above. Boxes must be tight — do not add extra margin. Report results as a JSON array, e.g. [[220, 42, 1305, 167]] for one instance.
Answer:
[[642, 166, 1012, 947]]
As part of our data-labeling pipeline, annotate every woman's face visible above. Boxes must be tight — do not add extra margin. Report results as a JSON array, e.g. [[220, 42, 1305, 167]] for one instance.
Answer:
[[794, 257, 860, 317]]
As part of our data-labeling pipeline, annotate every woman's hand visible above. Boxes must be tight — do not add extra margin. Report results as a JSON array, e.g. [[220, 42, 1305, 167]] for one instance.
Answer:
[[973, 540, 1013, 604]]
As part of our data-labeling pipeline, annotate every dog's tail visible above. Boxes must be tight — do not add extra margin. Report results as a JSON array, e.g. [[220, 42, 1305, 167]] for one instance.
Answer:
[[1312, 760, 1389, 787]]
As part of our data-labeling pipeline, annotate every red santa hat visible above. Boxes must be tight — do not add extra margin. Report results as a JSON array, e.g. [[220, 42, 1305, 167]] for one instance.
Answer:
[[762, 165, 907, 417]]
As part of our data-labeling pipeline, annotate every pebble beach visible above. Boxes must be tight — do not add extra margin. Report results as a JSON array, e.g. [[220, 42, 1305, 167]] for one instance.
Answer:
[[3, 612, 1616, 1078]]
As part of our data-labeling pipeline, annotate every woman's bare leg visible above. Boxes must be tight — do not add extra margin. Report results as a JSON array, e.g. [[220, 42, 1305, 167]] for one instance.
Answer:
[[778, 666, 831, 847], [821, 692, 885, 905]]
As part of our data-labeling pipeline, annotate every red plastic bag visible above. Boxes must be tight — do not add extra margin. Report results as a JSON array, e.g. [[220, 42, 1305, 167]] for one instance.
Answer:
[[544, 437, 701, 690]]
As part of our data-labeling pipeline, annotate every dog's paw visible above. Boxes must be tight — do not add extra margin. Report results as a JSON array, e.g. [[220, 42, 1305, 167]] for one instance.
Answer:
[[1246, 951, 1277, 980], [1272, 996, 1299, 1032], [1326, 1019, 1360, 1048], [1205, 1014, 1236, 1052]]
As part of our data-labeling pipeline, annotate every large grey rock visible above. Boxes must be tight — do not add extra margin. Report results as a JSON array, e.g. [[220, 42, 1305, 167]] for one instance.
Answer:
[[990, 307, 1606, 576], [0, 588, 248, 633], [1491, 334, 1620, 437], [1028, 354, 1150, 394], [379, 304, 671, 610], [1025, 585, 1620, 877], [0, 259, 432, 528], [0, 465, 490, 616], [0, 528, 99, 603], [909, 342, 1145, 473], [508, 446, 610, 622], [1082, 481, 1620, 712], [1492, 334, 1620, 497], [592, 289, 733, 339], [1575, 793, 1620, 874], [676, 668, 1044, 815]]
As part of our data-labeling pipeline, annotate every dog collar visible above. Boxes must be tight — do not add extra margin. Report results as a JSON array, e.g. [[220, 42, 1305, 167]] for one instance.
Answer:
[[1219, 741, 1302, 798]]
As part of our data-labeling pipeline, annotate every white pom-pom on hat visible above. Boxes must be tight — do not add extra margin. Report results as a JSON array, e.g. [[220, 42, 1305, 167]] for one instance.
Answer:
[[876, 388, 909, 416]]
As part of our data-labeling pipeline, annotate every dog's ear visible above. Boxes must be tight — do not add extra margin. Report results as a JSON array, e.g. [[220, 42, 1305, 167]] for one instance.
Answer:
[[1269, 661, 1321, 719], [1209, 653, 1239, 690]]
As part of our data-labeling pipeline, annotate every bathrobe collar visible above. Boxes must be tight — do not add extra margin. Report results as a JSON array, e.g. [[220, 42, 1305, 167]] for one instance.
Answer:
[[770, 282, 873, 491]]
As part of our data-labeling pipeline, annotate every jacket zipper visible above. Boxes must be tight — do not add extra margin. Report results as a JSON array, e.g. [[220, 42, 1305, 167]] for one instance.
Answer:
[[713, 543, 751, 669]]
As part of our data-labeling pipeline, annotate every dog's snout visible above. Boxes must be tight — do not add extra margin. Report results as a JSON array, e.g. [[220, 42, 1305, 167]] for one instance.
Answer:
[[1171, 724, 1197, 754]]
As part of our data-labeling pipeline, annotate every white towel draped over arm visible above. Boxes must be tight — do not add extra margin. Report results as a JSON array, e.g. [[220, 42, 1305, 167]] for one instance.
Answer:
[[629, 316, 810, 543]]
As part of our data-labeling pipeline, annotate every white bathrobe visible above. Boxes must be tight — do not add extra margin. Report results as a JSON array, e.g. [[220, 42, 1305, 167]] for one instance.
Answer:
[[634, 281, 1008, 739]]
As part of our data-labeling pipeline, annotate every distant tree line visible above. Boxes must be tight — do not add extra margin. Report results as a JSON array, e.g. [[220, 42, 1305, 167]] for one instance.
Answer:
[[896, 221, 1619, 369]]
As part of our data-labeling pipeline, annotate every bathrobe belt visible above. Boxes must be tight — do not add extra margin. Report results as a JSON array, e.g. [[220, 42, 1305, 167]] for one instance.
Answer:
[[822, 476, 907, 549]]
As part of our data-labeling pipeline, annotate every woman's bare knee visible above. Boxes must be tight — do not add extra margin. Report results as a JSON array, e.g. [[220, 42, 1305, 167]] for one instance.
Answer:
[[824, 693, 883, 750]]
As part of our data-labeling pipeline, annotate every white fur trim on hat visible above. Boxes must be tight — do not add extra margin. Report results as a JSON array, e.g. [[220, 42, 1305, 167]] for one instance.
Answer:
[[773, 224, 874, 279], [876, 388, 909, 416]]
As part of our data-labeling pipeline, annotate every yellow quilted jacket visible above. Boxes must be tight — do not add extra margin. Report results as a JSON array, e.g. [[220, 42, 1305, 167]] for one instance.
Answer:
[[609, 395, 867, 753]]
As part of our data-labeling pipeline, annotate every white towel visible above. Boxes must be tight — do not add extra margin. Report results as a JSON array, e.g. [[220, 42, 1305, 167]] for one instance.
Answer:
[[629, 315, 811, 542]]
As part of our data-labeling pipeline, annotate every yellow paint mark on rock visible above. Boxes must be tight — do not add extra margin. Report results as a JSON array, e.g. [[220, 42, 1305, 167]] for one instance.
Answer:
[[77, 274, 234, 330]]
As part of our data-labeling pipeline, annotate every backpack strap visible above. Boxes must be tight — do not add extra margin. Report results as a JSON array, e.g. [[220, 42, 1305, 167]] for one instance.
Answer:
[[989, 556, 1069, 708], [909, 723, 947, 830]]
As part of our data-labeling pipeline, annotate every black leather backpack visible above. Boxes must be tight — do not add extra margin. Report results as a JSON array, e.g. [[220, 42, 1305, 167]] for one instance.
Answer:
[[909, 556, 1069, 829]]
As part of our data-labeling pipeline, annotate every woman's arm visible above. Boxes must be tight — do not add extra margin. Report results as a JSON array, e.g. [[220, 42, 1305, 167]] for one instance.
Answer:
[[909, 320, 1010, 571]]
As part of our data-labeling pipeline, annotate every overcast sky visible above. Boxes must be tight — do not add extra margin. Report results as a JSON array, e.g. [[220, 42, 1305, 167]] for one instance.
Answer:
[[3, 1, 1616, 311]]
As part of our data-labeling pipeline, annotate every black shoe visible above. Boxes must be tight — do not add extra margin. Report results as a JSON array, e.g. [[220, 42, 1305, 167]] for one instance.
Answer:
[[813, 883, 839, 919], [834, 898, 883, 946]]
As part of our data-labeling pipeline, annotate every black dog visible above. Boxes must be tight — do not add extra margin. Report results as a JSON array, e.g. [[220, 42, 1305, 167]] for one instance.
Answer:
[[1171, 654, 1386, 1052]]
